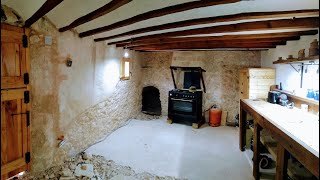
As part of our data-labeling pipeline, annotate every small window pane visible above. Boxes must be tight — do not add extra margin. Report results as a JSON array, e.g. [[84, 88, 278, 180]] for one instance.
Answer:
[[125, 62, 130, 77]]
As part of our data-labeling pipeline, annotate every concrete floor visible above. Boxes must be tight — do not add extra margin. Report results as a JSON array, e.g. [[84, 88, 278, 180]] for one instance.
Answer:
[[86, 117, 254, 180]]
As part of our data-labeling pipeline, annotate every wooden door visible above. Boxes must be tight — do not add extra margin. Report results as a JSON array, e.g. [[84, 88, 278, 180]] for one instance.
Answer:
[[239, 69, 249, 99], [1, 24, 31, 179]]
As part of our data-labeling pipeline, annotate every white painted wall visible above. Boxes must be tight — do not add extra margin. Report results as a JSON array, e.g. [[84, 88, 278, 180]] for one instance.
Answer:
[[261, 32, 319, 97], [93, 43, 135, 104]]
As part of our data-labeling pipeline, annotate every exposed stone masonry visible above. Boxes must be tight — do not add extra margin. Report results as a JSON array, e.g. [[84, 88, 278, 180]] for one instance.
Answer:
[[137, 51, 261, 123]]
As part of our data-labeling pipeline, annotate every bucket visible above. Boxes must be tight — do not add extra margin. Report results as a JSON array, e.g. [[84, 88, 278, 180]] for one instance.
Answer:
[[209, 108, 222, 127]]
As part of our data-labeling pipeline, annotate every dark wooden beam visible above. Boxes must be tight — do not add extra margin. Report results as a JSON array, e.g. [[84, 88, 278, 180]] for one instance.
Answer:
[[95, 9, 319, 42], [107, 17, 319, 44], [117, 35, 302, 48], [59, 0, 132, 32], [131, 42, 283, 50], [109, 30, 318, 46], [24, 0, 64, 27], [78, 0, 240, 37], [132, 46, 276, 51], [136, 48, 270, 52]]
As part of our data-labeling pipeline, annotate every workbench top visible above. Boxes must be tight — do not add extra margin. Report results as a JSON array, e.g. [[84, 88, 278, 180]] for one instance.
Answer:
[[242, 99, 319, 157]]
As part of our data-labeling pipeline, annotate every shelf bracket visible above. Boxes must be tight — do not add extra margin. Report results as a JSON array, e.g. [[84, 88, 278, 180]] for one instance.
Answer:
[[289, 64, 300, 73], [300, 63, 304, 88]]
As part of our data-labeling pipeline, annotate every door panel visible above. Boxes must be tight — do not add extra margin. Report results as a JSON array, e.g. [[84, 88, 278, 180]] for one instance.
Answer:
[[1, 89, 28, 176], [1, 26, 27, 90]]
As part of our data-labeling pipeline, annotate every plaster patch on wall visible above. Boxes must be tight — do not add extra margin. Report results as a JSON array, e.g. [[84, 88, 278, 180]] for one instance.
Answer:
[[172, 51, 205, 68]]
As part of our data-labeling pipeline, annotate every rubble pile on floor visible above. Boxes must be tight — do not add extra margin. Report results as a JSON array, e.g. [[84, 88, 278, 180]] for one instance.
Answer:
[[20, 153, 185, 180], [135, 113, 163, 120]]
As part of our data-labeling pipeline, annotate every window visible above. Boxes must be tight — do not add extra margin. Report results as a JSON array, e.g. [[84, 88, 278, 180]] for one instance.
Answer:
[[120, 58, 131, 80]]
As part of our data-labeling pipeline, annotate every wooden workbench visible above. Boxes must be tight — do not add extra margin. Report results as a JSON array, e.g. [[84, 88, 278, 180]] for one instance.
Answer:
[[239, 99, 319, 180]]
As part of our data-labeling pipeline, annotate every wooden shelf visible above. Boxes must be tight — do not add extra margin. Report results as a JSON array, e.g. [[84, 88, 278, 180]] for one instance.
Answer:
[[273, 55, 319, 64], [249, 127, 277, 157], [248, 128, 315, 180], [260, 130, 277, 159]]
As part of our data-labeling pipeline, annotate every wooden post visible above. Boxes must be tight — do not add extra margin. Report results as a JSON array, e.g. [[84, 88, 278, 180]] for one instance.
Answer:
[[239, 104, 246, 151], [253, 121, 261, 180], [276, 144, 289, 180]]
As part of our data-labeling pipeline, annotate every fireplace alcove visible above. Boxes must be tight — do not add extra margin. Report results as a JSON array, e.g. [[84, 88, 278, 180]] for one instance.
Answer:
[[142, 86, 161, 116]]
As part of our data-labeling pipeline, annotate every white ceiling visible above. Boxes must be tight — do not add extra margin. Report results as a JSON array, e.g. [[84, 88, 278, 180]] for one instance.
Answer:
[[2, 0, 319, 43]]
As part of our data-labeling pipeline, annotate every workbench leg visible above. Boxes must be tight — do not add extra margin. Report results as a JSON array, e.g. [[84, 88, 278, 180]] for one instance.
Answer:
[[253, 122, 261, 180], [275, 144, 289, 180], [239, 107, 247, 151]]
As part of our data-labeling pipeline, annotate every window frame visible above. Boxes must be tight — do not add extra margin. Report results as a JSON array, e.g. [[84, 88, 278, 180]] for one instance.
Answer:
[[120, 57, 132, 80]]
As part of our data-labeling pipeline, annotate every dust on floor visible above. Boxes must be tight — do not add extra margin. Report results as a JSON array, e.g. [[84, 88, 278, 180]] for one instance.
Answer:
[[20, 153, 185, 180], [85, 118, 253, 180]]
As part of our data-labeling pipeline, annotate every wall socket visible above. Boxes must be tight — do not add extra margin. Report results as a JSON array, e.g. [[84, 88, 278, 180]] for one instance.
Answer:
[[45, 36, 52, 45]]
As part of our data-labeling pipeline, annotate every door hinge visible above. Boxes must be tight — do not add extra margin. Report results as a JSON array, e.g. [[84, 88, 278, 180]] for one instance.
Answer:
[[24, 73, 29, 85], [22, 35, 28, 48], [25, 152, 30, 163], [24, 91, 30, 104]]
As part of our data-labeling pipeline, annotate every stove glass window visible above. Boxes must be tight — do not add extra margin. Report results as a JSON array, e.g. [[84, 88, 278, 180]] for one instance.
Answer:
[[172, 101, 193, 113]]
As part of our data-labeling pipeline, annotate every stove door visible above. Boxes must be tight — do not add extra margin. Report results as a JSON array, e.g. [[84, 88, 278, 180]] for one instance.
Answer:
[[169, 98, 196, 115]]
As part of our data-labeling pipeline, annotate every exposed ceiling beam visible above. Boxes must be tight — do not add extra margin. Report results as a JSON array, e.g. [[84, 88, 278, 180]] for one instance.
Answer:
[[110, 30, 318, 46], [132, 46, 277, 51], [95, 9, 319, 42], [108, 17, 319, 44], [131, 42, 284, 51], [120, 37, 299, 48], [117, 34, 305, 47], [136, 48, 270, 52], [59, 0, 132, 32], [24, 0, 64, 27], [78, 0, 240, 37]]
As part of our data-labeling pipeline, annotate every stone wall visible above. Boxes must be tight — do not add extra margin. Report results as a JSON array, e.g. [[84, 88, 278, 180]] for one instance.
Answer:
[[138, 52, 174, 115], [137, 51, 261, 123], [2, 5, 142, 173]]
